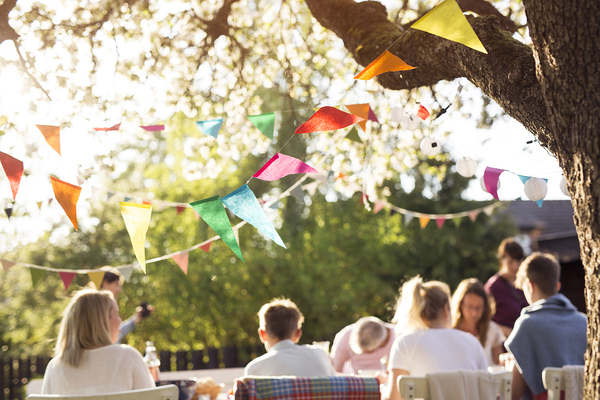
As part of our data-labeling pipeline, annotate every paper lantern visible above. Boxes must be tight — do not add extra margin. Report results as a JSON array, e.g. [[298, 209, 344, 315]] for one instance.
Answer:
[[390, 106, 404, 124], [457, 157, 477, 178], [524, 178, 548, 201], [479, 176, 501, 193], [402, 114, 420, 130], [559, 176, 570, 197], [420, 137, 442, 156]]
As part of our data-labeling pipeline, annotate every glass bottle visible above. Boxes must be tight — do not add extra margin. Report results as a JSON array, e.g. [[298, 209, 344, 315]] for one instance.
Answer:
[[143, 341, 161, 381]]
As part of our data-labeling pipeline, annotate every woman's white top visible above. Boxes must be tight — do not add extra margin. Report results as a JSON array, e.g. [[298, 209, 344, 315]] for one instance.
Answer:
[[389, 328, 487, 376], [484, 321, 506, 366], [41, 344, 155, 395]]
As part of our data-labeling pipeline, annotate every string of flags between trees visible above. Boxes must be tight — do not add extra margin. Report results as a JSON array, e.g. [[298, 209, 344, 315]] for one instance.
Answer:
[[0, 0, 568, 289]]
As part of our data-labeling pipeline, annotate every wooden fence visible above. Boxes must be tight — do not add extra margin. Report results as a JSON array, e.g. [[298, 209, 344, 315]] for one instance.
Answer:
[[1, 345, 264, 400]]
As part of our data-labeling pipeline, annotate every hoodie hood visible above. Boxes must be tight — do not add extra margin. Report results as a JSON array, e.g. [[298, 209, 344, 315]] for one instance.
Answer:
[[523, 293, 578, 315]]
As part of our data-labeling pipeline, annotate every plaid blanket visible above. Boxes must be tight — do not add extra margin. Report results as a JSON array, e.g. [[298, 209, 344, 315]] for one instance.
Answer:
[[234, 375, 380, 400]]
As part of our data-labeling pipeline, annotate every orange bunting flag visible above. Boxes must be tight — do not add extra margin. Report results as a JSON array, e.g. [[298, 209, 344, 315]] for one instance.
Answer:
[[200, 242, 212, 253], [345, 104, 371, 131], [354, 51, 415, 80], [294, 106, 364, 134], [59, 271, 77, 290], [93, 123, 121, 132], [411, 0, 487, 54], [50, 177, 82, 230], [88, 271, 105, 289], [417, 105, 430, 120], [172, 252, 189, 274], [419, 217, 431, 229], [36, 125, 61, 155]]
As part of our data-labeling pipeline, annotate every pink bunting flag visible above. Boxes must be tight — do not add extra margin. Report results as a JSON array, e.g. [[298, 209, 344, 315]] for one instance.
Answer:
[[294, 106, 364, 134], [140, 125, 165, 131], [483, 167, 506, 200], [172, 252, 189, 274], [436, 218, 446, 229], [93, 123, 121, 132], [373, 200, 386, 214], [468, 210, 479, 222], [59, 271, 76, 290], [253, 153, 318, 181], [0, 152, 24, 200], [2, 259, 16, 271], [200, 242, 212, 253]]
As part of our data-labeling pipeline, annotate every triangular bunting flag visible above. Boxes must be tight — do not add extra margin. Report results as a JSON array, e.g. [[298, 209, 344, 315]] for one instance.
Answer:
[[37, 201, 43, 210], [36, 125, 61, 155], [304, 181, 320, 196], [142, 200, 152, 205], [119, 202, 153, 273], [452, 217, 463, 227], [368, 107, 379, 123], [404, 214, 415, 226], [190, 196, 244, 262], [436, 218, 446, 229], [88, 271, 105, 289], [536, 199, 544, 208], [373, 200, 386, 214], [222, 185, 286, 248], [140, 125, 165, 131], [290, 185, 305, 203], [50, 177, 82, 230], [248, 113, 275, 140], [172, 252, 189, 274], [345, 104, 371, 131], [417, 105, 430, 120], [93, 123, 121, 132], [483, 206, 495, 216], [176, 206, 186, 215], [468, 210, 479, 222], [2, 258, 16, 271], [483, 167, 505, 200], [196, 118, 224, 138], [411, 0, 488, 54], [354, 50, 416, 80], [119, 266, 134, 282], [518, 175, 531, 185], [253, 153, 318, 181], [30, 267, 46, 287], [345, 126, 363, 143], [4, 207, 12, 218], [0, 152, 24, 200], [419, 217, 431, 229], [295, 106, 363, 134], [200, 242, 212, 253], [59, 271, 77, 290]]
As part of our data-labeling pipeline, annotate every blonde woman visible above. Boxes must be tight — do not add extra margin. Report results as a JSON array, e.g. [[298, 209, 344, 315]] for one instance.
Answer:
[[382, 276, 487, 400], [41, 289, 155, 395], [451, 278, 506, 366]]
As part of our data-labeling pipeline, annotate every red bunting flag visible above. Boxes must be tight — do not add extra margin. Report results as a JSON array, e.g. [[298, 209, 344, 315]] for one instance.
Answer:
[[176, 206, 186, 215], [436, 218, 446, 229], [93, 123, 121, 132], [59, 272, 77, 290], [417, 105, 430, 120], [294, 106, 363, 134], [172, 252, 189, 274], [0, 152, 24, 200], [200, 242, 212, 253]]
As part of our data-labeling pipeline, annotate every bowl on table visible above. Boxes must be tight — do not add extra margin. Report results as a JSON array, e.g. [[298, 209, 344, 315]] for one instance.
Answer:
[[156, 378, 197, 400]]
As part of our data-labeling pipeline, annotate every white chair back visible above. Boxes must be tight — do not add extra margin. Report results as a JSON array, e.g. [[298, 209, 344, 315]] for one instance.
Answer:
[[542, 367, 563, 400], [26, 384, 179, 400], [397, 370, 512, 400], [543, 366, 584, 400]]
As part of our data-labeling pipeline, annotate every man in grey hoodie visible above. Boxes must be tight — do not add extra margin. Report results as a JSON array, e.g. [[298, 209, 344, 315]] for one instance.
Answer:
[[505, 252, 587, 400]]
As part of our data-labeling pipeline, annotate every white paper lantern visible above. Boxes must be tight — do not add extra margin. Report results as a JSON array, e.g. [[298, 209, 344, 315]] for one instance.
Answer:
[[524, 178, 548, 201], [402, 114, 421, 130], [390, 106, 404, 124], [457, 157, 478, 178], [479, 176, 501, 193], [420, 137, 442, 156], [559, 175, 570, 197]]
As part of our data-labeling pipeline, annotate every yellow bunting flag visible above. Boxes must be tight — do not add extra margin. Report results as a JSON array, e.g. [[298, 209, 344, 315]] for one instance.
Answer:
[[419, 217, 431, 229], [36, 125, 61, 155], [120, 202, 152, 273], [354, 51, 415, 80], [88, 271, 106, 289], [411, 0, 487, 54], [50, 177, 82, 230], [345, 104, 371, 131]]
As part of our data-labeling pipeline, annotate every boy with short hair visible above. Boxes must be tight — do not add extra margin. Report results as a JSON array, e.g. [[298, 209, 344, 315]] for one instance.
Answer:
[[244, 298, 336, 377], [505, 252, 587, 400]]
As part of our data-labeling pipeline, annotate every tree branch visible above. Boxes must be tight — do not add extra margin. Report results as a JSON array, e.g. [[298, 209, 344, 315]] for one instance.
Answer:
[[12, 39, 51, 101], [0, 0, 19, 44], [305, 0, 550, 141]]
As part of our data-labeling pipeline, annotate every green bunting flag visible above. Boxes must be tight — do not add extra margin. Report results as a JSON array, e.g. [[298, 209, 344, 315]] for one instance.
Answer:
[[30, 267, 46, 287], [248, 113, 275, 140], [345, 126, 363, 143], [190, 196, 244, 262]]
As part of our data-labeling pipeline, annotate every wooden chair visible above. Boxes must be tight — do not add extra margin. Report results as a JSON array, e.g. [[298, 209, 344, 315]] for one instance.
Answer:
[[26, 384, 179, 400], [397, 370, 512, 400], [542, 367, 563, 400]]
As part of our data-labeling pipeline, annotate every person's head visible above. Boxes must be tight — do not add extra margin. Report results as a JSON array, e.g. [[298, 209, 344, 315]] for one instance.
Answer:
[[257, 298, 304, 348], [451, 278, 494, 346], [349, 317, 389, 354], [498, 238, 525, 275], [99, 266, 124, 298], [55, 289, 122, 367], [392, 276, 451, 331], [516, 252, 561, 303]]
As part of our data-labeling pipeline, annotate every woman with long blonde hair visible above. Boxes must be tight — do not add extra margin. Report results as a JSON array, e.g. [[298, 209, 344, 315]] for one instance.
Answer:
[[451, 278, 506, 366], [41, 289, 155, 395], [382, 276, 487, 400]]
